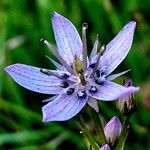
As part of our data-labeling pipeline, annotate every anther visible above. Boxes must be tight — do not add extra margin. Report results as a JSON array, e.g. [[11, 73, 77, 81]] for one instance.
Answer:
[[67, 88, 75, 95], [61, 82, 69, 88], [89, 86, 97, 93], [77, 90, 86, 98]]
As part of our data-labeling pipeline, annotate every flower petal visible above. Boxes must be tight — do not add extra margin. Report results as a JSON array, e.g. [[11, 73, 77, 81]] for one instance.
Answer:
[[42, 86, 88, 122], [52, 12, 82, 65], [87, 80, 139, 101], [100, 21, 136, 75], [87, 98, 99, 112], [4, 64, 64, 94]]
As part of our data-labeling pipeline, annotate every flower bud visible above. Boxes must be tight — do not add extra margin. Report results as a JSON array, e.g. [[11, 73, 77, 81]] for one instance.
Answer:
[[117, 79, 136, 116], [100, 144, 111, 150], [104, 116, 122, 145]]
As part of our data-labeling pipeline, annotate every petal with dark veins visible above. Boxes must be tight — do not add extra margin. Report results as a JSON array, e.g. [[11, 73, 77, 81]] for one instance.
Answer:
[[52, 12, 83, 66], [87, 80, 139, 101], [5, 64, 65, 94], [100, 21, 136, 75], [42, 86, 88, 122]]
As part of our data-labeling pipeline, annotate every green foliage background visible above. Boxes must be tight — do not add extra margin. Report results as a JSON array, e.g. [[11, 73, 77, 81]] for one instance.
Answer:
[[0, 0, 150, 149]]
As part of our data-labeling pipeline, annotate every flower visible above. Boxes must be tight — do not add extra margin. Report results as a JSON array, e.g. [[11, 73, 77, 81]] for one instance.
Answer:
[[5, 12, 139, 122], [117, 79, 136, 116], [104, 116, 122, 145], [100, 144, 111, 150]]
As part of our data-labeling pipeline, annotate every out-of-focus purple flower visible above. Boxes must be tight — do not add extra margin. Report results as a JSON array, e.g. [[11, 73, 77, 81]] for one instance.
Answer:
[[100, 144, 111, 150], [5, 12, 139, 122], [104, 116, 122, 145], [117, 79, 136, 115]]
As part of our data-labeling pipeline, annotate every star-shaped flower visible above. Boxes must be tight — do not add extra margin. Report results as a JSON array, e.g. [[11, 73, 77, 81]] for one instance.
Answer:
[[5, 12, 139, 122]]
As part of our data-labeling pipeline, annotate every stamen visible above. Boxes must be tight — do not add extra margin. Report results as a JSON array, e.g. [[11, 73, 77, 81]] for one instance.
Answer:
[[45, 55, 64, 71], [40, 68, 51, 75], [40, 38, 75, 75], [40, 68, 63, 79], [60, 82, 69, 88], [90, 45, 105, 78], [67, 88, 75, 95], [89, 53, 101, 78], [40, 68, 73, 84], [89, 34, 99, 60], [77, 90, 86, 98], [40, 39, 57, 56], [82, 23, 88, 71], [89, 86, 97, 93]]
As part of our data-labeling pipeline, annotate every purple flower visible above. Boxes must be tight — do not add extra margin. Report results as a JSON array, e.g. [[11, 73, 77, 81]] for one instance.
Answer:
[[117, 79, 136, 115], [100, 144, 111, 150], [104, 116, 122, 145], [5, 12, 139, 122]]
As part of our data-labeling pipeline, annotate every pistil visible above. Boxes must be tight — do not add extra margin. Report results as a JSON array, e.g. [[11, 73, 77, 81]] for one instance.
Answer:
[[73, 57, 86, 85]]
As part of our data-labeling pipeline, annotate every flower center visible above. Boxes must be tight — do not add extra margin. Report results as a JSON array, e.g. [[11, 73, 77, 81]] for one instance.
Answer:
[[73, 58, 87, 86]]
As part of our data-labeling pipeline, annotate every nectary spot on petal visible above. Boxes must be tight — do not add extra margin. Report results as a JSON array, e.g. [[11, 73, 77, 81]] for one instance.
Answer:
[[66, 88, 75, 95], [77, 90, 86, 98], [95, 79, 104, 85], [89, 86, 97, 93], [62, 73, 70, 79], [89, 63, 96, 69], [96, 69, 101, 77], [60, 82, 69, 88]]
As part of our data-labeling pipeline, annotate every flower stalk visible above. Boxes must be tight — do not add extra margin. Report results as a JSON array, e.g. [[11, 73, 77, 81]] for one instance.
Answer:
[[89, 107, 107, 146], [78, 114, 99, 150], [115, 117, 130, 150]]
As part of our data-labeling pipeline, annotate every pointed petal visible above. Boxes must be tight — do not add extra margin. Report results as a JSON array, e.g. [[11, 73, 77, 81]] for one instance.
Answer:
[[42, 86, 88, 122], [106, 69, 131, 81], [100, 21, 136, 75], [52, 12, 82, 65], [87, 80, 139, 101], [87, 98, 99, 112], [4, 64, 64, 94]]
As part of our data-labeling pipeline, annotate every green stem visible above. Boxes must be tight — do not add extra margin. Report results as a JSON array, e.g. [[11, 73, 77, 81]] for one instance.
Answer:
[[115, 117, 130, 150], [89, 108, 107, 146], [78, 115, 99, 150]]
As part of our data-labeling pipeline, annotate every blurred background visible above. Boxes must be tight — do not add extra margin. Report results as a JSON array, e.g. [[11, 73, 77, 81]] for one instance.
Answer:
[[0, 0, 150, 149]]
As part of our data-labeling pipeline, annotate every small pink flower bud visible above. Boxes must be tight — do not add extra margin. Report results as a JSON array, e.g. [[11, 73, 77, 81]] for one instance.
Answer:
[[104, 116, 122, 145], [117, 79, 136, 116], [100, 144, 111, 150]]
